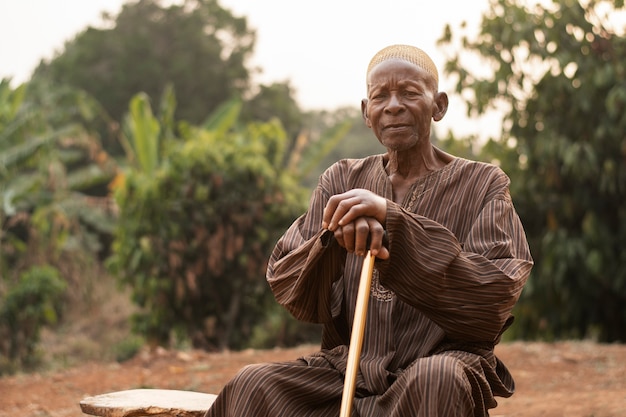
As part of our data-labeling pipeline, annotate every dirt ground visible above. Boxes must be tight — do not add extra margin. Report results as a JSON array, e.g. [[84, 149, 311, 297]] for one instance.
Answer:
[[1, 340, 625, 417]]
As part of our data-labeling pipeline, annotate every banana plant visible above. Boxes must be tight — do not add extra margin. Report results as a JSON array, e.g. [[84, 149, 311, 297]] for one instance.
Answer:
[[0, 79, 117, 277], [122, 92, 161, 175]]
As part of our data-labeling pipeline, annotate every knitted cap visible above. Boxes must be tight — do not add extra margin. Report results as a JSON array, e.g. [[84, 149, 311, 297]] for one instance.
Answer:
[[366, 44, 439, 87]]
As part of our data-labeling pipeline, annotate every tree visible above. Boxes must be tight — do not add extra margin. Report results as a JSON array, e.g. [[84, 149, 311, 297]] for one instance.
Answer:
[[108, 81, 361, 349], [34, 0, 254, 128], [108, 93, 310, 350], [0, 78, 118, 372], [439, 0, 626, 341], [0, 78, 118, 275], [241, 81, 304, 144]]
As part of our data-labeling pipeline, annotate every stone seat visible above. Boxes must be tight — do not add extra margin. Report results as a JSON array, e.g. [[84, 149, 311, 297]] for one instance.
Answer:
[[80, 388, 217, 417]]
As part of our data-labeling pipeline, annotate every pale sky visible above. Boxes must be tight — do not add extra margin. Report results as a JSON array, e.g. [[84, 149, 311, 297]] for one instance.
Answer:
[[0, 0, 499, 137]]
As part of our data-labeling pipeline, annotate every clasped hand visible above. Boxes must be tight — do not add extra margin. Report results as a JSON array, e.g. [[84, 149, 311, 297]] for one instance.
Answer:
[[322, 189, 389, 259]]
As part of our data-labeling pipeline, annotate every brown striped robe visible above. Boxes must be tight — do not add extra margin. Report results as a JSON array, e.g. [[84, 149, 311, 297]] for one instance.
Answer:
[[205, 154, 533, 417]]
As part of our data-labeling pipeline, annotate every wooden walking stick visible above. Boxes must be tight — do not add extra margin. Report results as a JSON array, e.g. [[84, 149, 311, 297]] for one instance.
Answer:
[[339, 250, 376, 417]]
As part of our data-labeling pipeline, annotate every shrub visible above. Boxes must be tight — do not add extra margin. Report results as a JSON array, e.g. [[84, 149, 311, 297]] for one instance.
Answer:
[[0, 265, 66, 374], [109, 102, 307, 350]]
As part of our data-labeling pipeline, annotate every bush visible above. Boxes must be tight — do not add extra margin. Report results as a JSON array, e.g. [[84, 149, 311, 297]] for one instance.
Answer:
[[109, 111, 308, 350], [0, 265, 66, 374]]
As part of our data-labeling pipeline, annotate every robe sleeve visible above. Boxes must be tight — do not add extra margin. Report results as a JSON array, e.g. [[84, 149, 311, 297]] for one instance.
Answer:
[[380, 176, 533, 343], [266, 183, 346, 324]]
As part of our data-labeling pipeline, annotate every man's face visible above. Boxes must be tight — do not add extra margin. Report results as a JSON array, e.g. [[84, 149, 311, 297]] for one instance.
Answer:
[[362, 59, 440, 152]]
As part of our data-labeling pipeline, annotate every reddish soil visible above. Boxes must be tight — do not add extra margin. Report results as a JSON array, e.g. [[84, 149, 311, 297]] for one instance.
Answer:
[[1, 341, 624, 417]]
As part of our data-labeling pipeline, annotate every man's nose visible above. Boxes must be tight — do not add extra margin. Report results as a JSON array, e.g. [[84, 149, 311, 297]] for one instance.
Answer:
[[385, 94, 403, 113]]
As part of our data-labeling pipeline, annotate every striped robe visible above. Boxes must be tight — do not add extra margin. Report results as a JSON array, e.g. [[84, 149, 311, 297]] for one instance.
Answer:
[[205, 154, 533, 417]]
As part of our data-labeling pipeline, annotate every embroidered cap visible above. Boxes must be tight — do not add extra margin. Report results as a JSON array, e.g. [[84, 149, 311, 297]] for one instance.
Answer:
[[366, 44, 439, 87]]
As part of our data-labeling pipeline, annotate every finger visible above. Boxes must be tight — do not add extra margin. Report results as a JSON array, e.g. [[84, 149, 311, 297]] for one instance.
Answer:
[[375, 246, 390, 260], [325, 196, 361, 231], [322, 195, 340, 230], [366, 219, 386, 257], [353, 218, 371, 256], [336, 201, 367, 228], [336, 192, 387, 229], [340, 223, 356, 253], [333, 226, 345, 249]]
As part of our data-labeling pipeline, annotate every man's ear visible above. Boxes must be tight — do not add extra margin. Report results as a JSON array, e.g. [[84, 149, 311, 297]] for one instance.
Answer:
[[432, 92, 449, 121], [361, 99, 372, 127]]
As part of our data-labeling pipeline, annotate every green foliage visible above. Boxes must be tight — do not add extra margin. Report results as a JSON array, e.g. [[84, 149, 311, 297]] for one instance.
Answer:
[[298, 107, 369, 186], [241, 82, 304, 143], [248, 303, 321, 349], [124, 93, 161, 175], [1, 78, 118, 274], [34, 0, 255, 127], [113, 334, 145, 362], [0, 78, 121, 372], [108, 96, 308, 350], [0, 266, 66, 374], [440, 0, 626, 341]]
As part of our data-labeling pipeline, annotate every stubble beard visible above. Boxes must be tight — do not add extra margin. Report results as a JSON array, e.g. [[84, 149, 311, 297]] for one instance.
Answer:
[[382, 131, 424, 153]]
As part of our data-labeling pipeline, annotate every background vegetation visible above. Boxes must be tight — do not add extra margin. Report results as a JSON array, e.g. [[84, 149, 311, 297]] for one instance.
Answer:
[[1, 0, 624, 374], [439, 0, 626, 342]]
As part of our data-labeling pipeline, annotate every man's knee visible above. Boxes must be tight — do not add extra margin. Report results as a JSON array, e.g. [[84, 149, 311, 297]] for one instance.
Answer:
[[226, 363, 271, 392], [411, 355, 468, 383], [404, 355, 474, 409]]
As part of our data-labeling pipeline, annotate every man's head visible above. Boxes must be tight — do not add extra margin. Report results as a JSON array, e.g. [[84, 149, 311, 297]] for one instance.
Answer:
[[361, 44, 448, 152], [366, 44, 439, 91]]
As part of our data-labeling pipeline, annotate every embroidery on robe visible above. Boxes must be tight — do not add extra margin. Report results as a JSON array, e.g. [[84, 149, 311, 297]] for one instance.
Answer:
[[370, 268, 394, 302]]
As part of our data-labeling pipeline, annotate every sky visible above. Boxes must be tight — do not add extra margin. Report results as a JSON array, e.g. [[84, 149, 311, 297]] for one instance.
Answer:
[[0, 0, 498, 137]]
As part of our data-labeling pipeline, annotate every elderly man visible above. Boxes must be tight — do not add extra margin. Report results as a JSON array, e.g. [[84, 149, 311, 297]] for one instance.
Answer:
[[205, 44, 533, 417]]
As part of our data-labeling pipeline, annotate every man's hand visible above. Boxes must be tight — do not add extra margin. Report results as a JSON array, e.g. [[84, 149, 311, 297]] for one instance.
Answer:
[[322, 189, 389, 259]]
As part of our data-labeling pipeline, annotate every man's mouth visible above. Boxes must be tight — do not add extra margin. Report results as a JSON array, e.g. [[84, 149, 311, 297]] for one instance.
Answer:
[[384, 124, 411, 130]]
